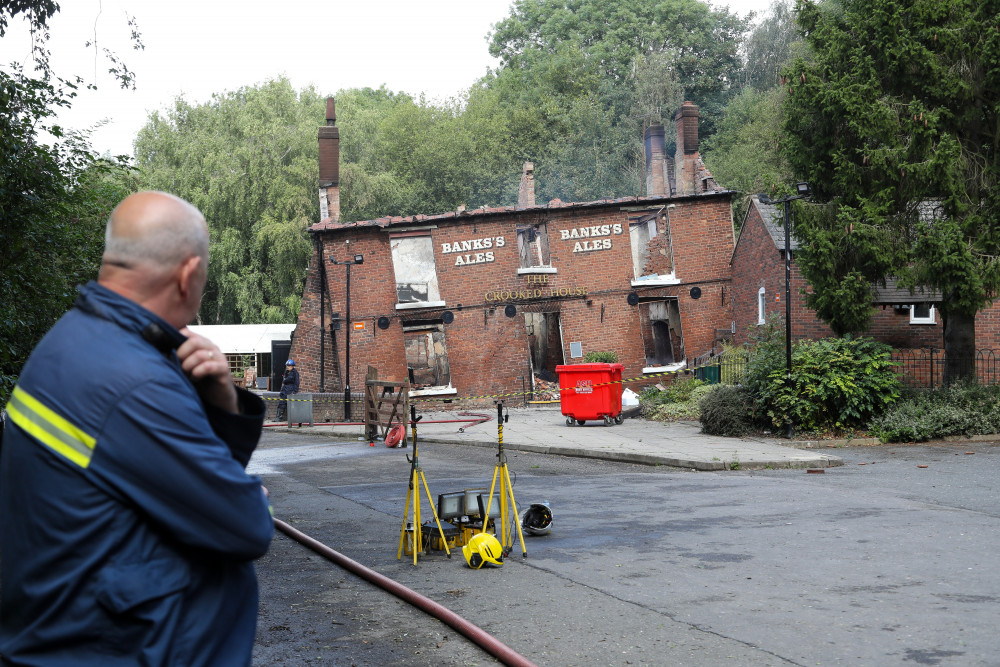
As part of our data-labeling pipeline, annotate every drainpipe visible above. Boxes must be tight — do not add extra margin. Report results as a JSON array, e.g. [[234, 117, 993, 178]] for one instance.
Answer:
[[314, 232, 327, 392]]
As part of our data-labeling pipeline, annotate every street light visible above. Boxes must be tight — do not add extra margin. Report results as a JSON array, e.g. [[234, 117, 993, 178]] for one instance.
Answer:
[[329, 253, 365, 420], [758, 182, 810, 438]]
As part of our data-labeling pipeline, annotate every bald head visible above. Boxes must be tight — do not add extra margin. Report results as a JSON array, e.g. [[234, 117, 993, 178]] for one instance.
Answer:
[[99, 191, 210, 327], [104, 191, 209, 269]]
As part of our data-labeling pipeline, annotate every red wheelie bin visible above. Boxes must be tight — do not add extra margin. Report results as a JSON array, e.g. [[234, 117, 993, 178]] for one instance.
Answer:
[[555, 363, 624, 426]]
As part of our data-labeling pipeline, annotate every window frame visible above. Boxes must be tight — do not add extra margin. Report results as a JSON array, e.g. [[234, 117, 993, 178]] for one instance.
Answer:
[[390, 232, 443, 309], [516, 222, 551, 269], [909, 303, 936, 325]]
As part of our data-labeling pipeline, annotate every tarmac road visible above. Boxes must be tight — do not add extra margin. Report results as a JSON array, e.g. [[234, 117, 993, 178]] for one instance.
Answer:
[[252, 432, 1000, 666]]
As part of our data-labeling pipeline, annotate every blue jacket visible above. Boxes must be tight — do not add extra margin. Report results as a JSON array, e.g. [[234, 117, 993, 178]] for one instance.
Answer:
[[280, 368, 299, 396], [0, 283, 274, 666]]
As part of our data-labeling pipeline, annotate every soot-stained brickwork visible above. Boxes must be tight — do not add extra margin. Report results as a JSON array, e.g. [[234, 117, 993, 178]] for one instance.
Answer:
[[292, 193, 736, 400]]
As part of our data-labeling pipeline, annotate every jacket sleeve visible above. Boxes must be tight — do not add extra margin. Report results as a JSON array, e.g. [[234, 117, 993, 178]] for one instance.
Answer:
[[93, 379, 274, 560]]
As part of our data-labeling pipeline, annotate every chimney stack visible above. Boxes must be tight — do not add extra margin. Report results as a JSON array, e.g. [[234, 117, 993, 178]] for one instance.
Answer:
[[518, 161, 536, 207], [318, 97, 340, 222], [644, 125, 667, 197], [673, 101, 700, 196]]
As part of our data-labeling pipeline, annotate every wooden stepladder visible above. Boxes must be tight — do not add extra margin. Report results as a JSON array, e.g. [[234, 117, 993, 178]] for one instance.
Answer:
[[364, 366, 410, 445]]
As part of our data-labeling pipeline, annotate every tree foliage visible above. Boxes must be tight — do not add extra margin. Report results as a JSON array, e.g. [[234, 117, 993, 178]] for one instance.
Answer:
[[489, 0, 751, 135], [0, 2, 141, 402], [741, 0, 800, 91], [135, 78, 319, 324], [702, 86, 793, 222], [782, 0, 1000, 380], [480, 0, 753, 201]]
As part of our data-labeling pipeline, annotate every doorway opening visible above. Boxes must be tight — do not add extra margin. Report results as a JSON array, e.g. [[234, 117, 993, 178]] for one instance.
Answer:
[[524, 311, 564, 392]]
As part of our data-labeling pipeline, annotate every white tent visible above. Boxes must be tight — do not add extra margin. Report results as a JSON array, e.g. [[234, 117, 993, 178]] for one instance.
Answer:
[[187, 324, 295, 354], [187, 324, 295, 389]]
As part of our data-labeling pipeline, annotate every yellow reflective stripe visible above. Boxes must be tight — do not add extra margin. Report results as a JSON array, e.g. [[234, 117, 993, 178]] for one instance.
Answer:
[[6, 385, 96, 469]]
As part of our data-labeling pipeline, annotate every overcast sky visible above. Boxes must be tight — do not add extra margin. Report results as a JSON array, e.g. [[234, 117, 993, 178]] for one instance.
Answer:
[[1, 0, 773, 157]]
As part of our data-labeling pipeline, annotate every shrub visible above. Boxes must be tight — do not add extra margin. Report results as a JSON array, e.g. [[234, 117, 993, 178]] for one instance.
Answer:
[[869, 383, 1000, 442], [761, 336, 900, 432], [699, 385, 755, 436], [583, 350, 620, 363], [640, 377, 708, 421]]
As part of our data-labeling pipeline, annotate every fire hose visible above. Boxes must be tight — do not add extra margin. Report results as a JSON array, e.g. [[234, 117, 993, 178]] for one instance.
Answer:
[[273, 518, 538, 667]]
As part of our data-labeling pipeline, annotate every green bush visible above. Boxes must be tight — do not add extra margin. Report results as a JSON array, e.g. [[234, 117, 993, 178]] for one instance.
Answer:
[[869, 383, 1000, 442], [761, 336, 900, 432], [639, 376, 708, 421], [698, 385, 755, 436], [583, 350, 620, 363]]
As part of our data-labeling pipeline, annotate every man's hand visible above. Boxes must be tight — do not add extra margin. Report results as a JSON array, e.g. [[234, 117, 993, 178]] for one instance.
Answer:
[[178, 328, 239, 414]]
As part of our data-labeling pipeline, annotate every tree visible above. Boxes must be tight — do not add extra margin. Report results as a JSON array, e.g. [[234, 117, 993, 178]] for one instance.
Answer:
[[742, 0, 800, 91], [0, 2, 141, 402], [134, 78, 319, 324], [782, 0, 1000, 382], [702, 85, 793, 222], [489, 0, 752, 137]]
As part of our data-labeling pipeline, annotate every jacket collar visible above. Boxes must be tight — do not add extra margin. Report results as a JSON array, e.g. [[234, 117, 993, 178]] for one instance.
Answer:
[[75, 281, 188, 354]]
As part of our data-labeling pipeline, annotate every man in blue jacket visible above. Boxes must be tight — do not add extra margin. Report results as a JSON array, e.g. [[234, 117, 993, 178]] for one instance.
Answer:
[[0, 191, 274, 666], [276, 359, 300, 421]]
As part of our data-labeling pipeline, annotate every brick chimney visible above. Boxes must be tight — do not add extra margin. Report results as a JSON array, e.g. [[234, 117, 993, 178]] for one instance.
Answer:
[[518, 161, 536, 207], [673, 101, 700, 196], [644, 125, 668, 197], [318, 97, 340, 222]]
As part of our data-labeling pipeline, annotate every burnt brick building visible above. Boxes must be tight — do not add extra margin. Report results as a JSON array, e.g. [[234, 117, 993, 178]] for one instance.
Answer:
[[290, 99, 736, 400]]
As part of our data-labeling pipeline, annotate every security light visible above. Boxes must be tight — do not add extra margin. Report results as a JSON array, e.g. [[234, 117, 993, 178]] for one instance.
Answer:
[[353, 253, 364, 264], [796, 182, 811, 196]]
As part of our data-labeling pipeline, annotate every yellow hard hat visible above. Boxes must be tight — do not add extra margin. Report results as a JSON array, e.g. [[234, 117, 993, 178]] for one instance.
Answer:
[[462, 532, 504, 569]]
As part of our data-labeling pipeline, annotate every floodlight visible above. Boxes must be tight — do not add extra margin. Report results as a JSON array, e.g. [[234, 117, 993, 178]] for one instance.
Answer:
[[477, 493, 501, 520], [796, 182, 811, 196], [353, 253, 365, 264], [464, 489, 488, 517], [437, 492, 465, 521]]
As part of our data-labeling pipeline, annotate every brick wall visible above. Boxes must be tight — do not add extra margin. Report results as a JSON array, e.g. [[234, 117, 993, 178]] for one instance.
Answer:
[[732, 204, 945, 348], [291, 195, 734, 399]]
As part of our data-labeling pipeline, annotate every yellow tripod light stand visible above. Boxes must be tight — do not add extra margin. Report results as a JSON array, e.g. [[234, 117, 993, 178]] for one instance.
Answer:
[[481, 401, 527, 558], [397, 406, 452, 564]]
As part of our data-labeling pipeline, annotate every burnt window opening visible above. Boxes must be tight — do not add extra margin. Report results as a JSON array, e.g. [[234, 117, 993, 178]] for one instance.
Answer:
[[391, 234, 441, 304], [630, 211, 674, 281], [639, 299, 683, 367], [402, 321, 451, 388], [517, 222, 551, 269]]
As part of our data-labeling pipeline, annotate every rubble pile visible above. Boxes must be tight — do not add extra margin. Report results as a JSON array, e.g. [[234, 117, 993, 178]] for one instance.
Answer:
[[532, 374, 562, 401]]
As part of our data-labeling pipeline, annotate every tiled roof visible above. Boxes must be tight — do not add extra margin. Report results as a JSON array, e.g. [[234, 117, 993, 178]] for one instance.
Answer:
[[753, 195, 800, 251], [872, 279, 942, 304], [310, 190, 733, 233]]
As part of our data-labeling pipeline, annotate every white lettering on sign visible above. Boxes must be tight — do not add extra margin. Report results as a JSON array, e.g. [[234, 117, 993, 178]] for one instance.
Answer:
[[575, 379, 593, 394], [441, 236, 505, 256], [573, 239, 612, 253], [455, 252, 495, 266], [559, 224, 623, 241]]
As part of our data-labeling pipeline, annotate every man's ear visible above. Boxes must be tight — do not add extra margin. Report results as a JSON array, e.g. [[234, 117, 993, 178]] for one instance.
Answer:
[[177, 255, 203, 300]]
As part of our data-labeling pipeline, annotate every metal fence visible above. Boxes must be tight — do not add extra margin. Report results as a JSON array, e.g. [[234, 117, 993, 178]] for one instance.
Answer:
[[890, 349, 1000, 388], [693, 349, 1000, 389]]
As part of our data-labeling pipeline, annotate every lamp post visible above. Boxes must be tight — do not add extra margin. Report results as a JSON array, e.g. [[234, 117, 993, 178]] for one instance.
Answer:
[[329, 253, 365, 420], [758, 182, 810, 438]]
